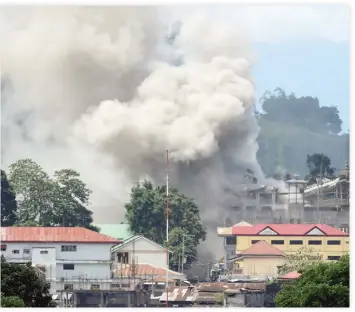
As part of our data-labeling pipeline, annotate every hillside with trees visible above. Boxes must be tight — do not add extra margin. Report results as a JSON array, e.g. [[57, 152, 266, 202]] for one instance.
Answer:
[[256, 88, 349, 177]]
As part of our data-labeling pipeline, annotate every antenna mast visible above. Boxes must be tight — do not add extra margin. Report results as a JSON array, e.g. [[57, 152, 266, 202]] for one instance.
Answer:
[[165, 150, 169, 308]]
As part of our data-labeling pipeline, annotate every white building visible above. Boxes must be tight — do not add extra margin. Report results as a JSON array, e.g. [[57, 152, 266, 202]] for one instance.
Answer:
[[111, 235, 169, 269], [0, 226, 120, 294]]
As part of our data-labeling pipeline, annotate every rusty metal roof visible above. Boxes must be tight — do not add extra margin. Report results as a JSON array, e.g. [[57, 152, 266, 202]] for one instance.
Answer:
[[197, 282, 266, 292], [1, 227, 121, 243], [159, 282, 266, 303], [113, 263, 184, 278]]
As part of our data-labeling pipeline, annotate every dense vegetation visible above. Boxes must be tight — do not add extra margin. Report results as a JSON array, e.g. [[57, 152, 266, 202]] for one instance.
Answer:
[[1, 256, 56, 307], [275, 254, 349, 307], [1, 159, 98, 231], [125, 180, 206, 270], [256, 88, 349, 177]]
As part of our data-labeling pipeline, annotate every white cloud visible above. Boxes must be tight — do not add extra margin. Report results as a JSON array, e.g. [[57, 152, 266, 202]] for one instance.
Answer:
[[162, 5, 350, 43]]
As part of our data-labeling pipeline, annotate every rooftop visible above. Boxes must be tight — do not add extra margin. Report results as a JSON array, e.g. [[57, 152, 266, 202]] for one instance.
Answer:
[[279, 271, 301, 280], [231, 224, 348, 237], [111, 235, 170, 253], [94, 223, 132, 240], [238, 241, 285, 257], [1, 227, 121, 244], [113, 263, 184, 279]]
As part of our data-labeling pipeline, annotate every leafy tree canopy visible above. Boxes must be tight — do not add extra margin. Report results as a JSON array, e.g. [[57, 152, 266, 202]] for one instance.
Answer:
[[1, 296, 25, 307], [275, 254, 349, 307], [277, 247, 322, 276], [305, 153, 335, 184], [1, 169, 18, 226], [125, 180, 206, 270], [1, 257, 56, 307], [8, 159, 98, 231], [260, 88, 342, 134]]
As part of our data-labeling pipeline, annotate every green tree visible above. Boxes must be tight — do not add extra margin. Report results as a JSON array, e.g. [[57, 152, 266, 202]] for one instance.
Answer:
[[1, 257, 56, 307], [260, 88, 342, 134], [1, 170, 18, 226], [277, 247, 321, 275], [275, 254, 349, 307], [125, 180, 206, 269], [8, 159, 98, 231], [305, 153, 335, 185], [1, 296, 25, 307]]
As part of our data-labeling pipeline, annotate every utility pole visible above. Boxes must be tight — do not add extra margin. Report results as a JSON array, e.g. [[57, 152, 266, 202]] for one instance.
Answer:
[[181, 234, 185, 274], [165, 150, 169, 309]]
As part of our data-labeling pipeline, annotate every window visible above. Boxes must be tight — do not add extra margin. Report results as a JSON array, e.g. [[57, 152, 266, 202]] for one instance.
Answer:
[[327, 240, 341, 245], [226, 237, 236, 245], [23, 248, 30, 254], [63, 264, 75, 270], [1, 244, 7, 251], [290, 240, 303, 245], [61, 245, 77, 252], [327, 256, 340, 261], [64, 284, 73, 291], [271, 240, 284, 245], [251, 240, 260, 244], [308, 240, 322, 245], [40, 250, 49, 254], [12, 250, 20, 254], [117, 252, 129, 264]]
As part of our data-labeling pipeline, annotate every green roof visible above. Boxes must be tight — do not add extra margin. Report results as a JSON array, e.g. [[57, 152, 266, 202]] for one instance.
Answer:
[[95, 223, 132, 241]]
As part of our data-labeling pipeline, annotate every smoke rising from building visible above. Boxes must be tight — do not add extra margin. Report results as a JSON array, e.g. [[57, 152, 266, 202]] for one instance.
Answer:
[[1, 7, 284, 261]]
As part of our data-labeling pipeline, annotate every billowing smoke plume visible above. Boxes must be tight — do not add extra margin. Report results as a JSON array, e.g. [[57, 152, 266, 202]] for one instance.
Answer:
[[1, 7, 284, 261]]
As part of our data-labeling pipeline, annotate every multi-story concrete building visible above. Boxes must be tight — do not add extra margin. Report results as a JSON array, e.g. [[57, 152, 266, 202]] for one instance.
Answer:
[[218, 223, 349, 274], [0, 227, 120, 294], [222, 165, 350, 231]]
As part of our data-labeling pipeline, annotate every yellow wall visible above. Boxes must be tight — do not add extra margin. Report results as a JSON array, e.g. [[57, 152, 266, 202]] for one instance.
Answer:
[[239, 257, 285, 277], [236, 236, 349, 260]]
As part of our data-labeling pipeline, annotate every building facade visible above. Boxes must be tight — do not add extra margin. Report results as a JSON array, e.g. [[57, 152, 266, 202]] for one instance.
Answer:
[[111, 235, 169, 269], [222, 166, 350, 231], [0, 227, 120, 294], [218, 223, 349, 273]]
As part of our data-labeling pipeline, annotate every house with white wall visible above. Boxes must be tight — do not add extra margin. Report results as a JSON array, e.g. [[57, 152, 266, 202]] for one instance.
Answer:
[[0, 227, 120, 294], [111, 235, 170, 269]]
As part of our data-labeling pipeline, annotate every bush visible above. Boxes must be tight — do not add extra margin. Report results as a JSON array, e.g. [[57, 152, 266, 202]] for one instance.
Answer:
[[1, 296, 25, 307]]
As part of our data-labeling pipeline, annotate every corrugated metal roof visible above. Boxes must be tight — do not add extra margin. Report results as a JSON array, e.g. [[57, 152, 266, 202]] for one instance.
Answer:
[[94, 223, 132, 240], [1, 227, 121, 243], [113, 263, 184, 278], [111, 235, 171, 253], [159, 282, 266, 303]]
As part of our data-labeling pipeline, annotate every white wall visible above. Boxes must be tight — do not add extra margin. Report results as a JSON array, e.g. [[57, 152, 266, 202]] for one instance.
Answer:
[[2, 242, 113, 262], [112, 237, 167, 268], [1, 241, 115, 293]]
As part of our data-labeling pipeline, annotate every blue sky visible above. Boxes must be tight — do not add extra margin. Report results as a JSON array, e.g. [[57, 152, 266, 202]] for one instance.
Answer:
[[165, 4, 350, 132], [253, 40, 350, 132]]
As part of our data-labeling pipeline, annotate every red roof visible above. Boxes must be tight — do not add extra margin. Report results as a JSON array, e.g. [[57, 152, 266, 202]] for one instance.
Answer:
[[231, 224, 348, 236], [238, 241, 285, 257], [279, 271, 301, 279], [1, 227, 121, 244]]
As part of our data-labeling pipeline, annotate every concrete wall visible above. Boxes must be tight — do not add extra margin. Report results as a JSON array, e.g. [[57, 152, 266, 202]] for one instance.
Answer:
[[112, 237, 167, 268], [2, 242, 115, 293], [240, 257, 285, 277], [236, 235, 349, 259]]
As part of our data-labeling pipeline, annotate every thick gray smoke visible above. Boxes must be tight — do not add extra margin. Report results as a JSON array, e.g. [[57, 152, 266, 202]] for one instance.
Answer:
[[1, 7, 284, 262]]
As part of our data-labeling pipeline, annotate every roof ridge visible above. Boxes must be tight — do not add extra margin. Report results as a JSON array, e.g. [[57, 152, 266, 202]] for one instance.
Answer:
[[239, 240, 285, 256]]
